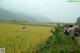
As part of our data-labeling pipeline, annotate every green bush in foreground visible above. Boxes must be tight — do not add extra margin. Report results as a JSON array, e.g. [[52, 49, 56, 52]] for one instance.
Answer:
[[39, 25, 80, 53]]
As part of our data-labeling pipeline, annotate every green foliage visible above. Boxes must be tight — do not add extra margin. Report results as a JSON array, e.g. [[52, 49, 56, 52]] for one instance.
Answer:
[[39, 24, 80, 53]]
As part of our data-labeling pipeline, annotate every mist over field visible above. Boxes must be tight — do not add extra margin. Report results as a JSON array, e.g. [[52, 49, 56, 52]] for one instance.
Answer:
[[0, 0, 80, 23]]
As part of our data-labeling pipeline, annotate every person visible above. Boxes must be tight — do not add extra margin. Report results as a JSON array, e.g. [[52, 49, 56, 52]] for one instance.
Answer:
[[68, 25, 75, 40], [64, 24, 69, 36], [23, 26, 26, 31], [75, 26, 80, 36]]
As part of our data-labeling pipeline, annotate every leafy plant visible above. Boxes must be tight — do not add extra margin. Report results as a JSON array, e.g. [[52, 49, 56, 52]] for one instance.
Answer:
[[39, 24, 80, 53]]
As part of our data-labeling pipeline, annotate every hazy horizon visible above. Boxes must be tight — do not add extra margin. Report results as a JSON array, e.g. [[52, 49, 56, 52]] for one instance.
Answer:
[[0, 0, 80, 23]]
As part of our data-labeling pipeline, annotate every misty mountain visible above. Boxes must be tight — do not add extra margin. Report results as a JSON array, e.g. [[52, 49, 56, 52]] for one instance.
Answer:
[[0, 7, 36, 22], [31, 14, 52, 23], [14, 13, 37, 22], [0, 7, 52, 23]]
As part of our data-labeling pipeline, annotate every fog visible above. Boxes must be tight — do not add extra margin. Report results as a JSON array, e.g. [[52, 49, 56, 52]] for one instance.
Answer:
[[0, 0, 80, 23]]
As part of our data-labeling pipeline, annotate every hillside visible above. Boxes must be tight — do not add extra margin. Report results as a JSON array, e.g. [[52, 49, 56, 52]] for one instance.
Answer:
[[0, 7, 52, 23], [31, 14, 52, 23], [0, 7, 36, 22]]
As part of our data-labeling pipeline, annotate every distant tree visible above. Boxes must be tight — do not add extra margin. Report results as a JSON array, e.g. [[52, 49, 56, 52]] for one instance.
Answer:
[[76, 16, 80, 24], [13, 19, 17, 22]]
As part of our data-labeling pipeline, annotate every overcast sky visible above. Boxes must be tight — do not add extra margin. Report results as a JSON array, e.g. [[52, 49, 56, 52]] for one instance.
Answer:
[[0, 0, 80, 23]]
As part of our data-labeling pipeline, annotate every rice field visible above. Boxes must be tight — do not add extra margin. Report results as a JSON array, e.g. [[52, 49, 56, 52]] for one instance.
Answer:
[[0, 23, 53, 53]]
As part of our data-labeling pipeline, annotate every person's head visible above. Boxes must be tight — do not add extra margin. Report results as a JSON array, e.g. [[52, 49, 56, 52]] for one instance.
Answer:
[[69, 25, 73, 28]]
